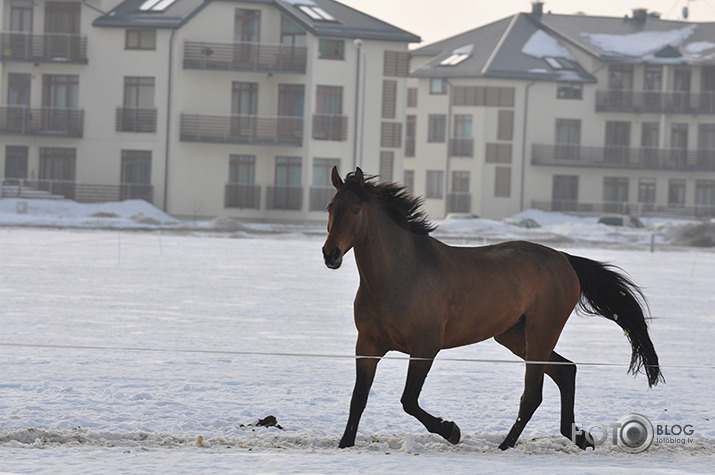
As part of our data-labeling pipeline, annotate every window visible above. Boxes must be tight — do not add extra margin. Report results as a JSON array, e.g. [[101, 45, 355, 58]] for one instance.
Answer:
[[298, 5, 336, 21], [139, 0, 179, 12], [450, 171, 471, 212], [430, 78, 447, 95], [316, 85, 342, 114], [120, 77, 156, 133], [381, 123, 401, 148], [404, 170, 415, 194], [235, 9, 260, 43], [452, 115, 473, 157], [45, 1, 80, 34], [452, 86, 515, 107], [698, 124, 715, 167], [310, 158, 339, 210], [497, 110, 514, 141], [702, 67, 715, 92], [670, 123, 688, 165], [494, 167, 511, 198], [552, 175, 578, 211], [124, 77, 155, 108], [405, 115, 416, 157], [232, 82, 258, 138], [641, 122, 659, 165], [126, 29, 156, 50], [426, 170, 444, 198], [315, 86, 344, 140], [279, 84, 305, 117], [644, 66, 662, 91], [695, 180, 715, 211], [270, 156, 302, 210], [43, 74, 79, 108], [674, 68, 691, 92], [668, 179, 686, 207], [555, 119, 580, 160], [638, 178, 656, 204], [605, 121, 631, 163], [557, 82, 582, 99], [5, 145, 28, 179], [121, 150, 151, 187], [383, 51, 410, 77], [382, 80, 397, 119], [11, 1, 33, 33], [608, 64, 633, 90], [227, 155, 258, 209], [428, 114, 446, 142], [379, 151, 394, 182], [281, 16, 306, 48], [603, 177, 629, 212], [318, 39, 344, 59], [39, 147, 75, 181], [453, 171, 469, 192], [8, 73, 30, 106]]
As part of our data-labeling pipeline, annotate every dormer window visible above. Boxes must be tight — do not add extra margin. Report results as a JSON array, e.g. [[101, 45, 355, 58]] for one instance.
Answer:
[[139, 0, 179, 12], [439, 45, 473, 67]]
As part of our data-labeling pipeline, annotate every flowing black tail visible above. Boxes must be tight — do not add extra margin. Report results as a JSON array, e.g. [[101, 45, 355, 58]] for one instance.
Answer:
[[566, 254, 664, 387]]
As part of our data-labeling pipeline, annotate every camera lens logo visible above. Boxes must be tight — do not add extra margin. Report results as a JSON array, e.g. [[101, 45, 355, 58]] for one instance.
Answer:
[[616, 413, 654, 453]]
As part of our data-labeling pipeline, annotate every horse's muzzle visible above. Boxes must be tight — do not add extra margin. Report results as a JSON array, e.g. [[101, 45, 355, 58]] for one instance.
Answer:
[[322, 246, 343, 269]]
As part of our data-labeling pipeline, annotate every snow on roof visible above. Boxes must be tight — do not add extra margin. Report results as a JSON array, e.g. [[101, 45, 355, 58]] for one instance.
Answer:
[[685, 41, 715, 55], [522, 29, 574, 59], [581, 25, 696, 57]]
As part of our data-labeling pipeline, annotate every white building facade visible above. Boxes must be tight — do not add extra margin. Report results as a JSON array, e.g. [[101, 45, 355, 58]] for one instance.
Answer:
[[407, 3, 715, 220], [0, 0, 418, 220]]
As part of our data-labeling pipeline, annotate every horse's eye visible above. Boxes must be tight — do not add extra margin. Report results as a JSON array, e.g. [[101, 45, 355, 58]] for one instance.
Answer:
[[352, 207, 361, 215]]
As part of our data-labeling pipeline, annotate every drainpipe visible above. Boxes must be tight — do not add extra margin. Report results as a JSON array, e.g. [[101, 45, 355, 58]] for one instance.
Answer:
[[352, 39, 363, 171], [520, 80, 536, 212], [163, 28, 176, 213]]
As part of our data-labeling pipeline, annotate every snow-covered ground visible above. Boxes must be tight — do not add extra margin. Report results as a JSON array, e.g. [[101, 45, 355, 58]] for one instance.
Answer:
[[0, 199, 714, 473]]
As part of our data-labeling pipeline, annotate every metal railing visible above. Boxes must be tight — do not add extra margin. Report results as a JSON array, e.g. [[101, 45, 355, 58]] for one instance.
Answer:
[[2, 179, 153, 203], [224, 184, 261, 209], [595, 90, 715, 114], [0, 32, 88, 63], [0, 106, 84, 137], [532, 144, 715, 171], [267, 186, 303, 211], [312, 114, 348, 141], [180, 113, 303, 145], [309, 186, 334, 211], [116, 107, 157, 133], [183, 41, 307, 73], [449, 138, 474, 157], [531, 199, 715, 218]]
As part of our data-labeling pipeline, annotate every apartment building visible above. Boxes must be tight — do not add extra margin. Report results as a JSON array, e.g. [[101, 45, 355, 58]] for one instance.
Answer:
[[406, 2, 715, 220], [0, 0, 418, 220]]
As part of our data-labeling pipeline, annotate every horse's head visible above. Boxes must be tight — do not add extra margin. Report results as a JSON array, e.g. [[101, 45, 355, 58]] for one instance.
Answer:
[[322, 166, 368, 269]]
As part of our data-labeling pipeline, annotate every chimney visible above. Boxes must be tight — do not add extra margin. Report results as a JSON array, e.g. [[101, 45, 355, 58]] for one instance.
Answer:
[[632, 8, 647, 23], [531, 1, 544, 18]]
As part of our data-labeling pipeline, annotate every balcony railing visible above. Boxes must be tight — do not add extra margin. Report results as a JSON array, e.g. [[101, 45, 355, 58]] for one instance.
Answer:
[[446, 192, 472, 213], [0, 106, 84, 137], [183, 41, 307, 73], [595, 90, 715, 114], [2, 179, 153, 203], [116, 107, 157, 133], [0, 32, 88, 63], [531, 200, 715, 218], [312, 114, 348, 141], [267, 186, 303, 211], [532, 144, 715, 171], [225, 184, 261, 209], [309, 186, 334, 211], [180, 113, 303, 145], [449, 138, 474, 157]]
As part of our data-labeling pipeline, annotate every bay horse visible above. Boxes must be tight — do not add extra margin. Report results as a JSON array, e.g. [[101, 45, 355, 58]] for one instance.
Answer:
[[322, 167, 663, 450]]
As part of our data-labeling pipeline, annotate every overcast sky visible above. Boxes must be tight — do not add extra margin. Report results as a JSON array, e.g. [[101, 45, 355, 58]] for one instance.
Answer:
[[340, 0, 715, 46]]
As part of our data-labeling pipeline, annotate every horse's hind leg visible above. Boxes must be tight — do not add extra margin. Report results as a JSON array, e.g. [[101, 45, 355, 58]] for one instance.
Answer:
[[495, 322, 592, 450], [400, 353, 461, 444]]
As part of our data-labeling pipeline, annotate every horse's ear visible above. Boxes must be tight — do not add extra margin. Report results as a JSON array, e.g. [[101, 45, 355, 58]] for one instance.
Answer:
[[355, 167, 365, 187], [331, 166, 343, 190]]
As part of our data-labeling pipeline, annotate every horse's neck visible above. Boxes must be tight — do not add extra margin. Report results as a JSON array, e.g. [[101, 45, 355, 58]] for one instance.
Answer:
[[354, 210, 422, 291]]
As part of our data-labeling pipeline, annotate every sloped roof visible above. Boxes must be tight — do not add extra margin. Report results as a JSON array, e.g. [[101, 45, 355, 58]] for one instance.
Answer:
[[93, 0, 420, 43], [411, 9, 715, 82]]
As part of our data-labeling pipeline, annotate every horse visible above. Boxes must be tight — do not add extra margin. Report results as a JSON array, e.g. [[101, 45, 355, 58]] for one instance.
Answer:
[[321, 167, 663, 450]]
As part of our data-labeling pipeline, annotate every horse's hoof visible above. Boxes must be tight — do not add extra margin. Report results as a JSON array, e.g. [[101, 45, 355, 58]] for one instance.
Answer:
[[498, 440, 512, 451], [443, 420, 461, 444], [338, 436, 355, 448], [574, 432, 595, 450]]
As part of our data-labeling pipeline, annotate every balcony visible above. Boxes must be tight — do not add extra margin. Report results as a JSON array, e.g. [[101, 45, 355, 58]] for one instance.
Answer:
[[531, 199, 715, 218], [267, 186, 303, 211], [116, 107, 157, 133], [312, 114, 348, 141], [180, 114, 303, 145], [183, 41, 307, 73], [449, 138, 474, 157], [0, 32, 88, 63], [225, 184, 261, 209], [0, 106, 84, 137], [309, 186, 334, 211], [532, 144, 715, 171], [2, 179, 153, 203], [595, 90, 715, 114]]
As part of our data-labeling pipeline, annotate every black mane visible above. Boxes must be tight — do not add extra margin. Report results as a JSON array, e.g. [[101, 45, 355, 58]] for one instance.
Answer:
[[343, 172, 437, 235]]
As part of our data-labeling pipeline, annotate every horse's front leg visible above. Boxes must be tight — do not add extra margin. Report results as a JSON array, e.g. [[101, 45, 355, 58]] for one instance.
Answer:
[[401, 353, 461, 444], [339, 338, 386, 448]]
